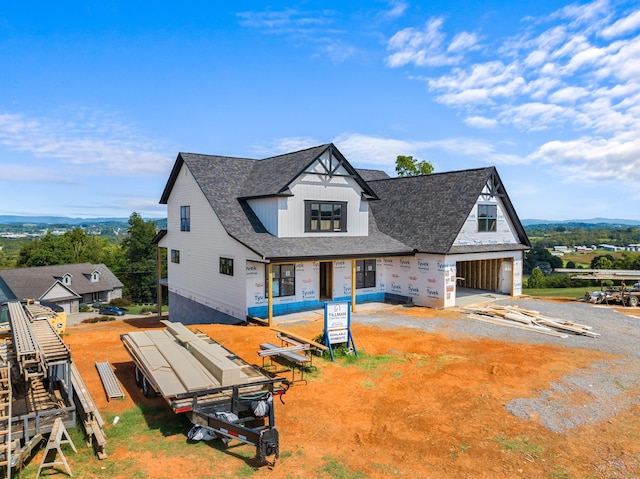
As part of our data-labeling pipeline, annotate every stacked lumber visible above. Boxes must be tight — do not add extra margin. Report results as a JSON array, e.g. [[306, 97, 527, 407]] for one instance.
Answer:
[[465, 305, 599, 338]]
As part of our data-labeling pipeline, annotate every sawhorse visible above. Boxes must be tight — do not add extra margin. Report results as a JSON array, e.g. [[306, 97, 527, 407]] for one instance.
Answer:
[[36, 417, 77, 478]]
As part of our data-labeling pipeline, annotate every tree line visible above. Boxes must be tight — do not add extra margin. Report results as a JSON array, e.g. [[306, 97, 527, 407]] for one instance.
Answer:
[[526, 224, 640, 248], [1, 213, 161, 303]]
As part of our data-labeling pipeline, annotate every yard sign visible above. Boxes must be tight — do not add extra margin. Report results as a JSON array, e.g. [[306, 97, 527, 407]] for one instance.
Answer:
[[323, 301, 357, 361]]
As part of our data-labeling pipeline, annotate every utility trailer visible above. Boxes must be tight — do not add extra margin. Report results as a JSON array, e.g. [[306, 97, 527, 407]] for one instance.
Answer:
[[120, 321, 288, 464], [584, 284, 640, 307]]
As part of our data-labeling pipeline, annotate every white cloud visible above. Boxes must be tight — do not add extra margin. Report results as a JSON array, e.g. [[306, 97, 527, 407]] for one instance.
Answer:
[[548, 86, 589, 103], [464, 116, 498, 128], [529, 132, 640, 182], [236, 9, 330, 33], [386, 18, 462, 67], [601, 9, 640, 38], [237, 8, 359, 63], [385, 0, 640, 193], [0, 110, 173, 177], [383, 0, 408, 19], [448, 31, 479, 53], [332, 133, 527, 172]]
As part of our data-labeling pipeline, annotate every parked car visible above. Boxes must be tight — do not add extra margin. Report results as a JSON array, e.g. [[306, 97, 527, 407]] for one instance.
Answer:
[[99, 306, 126, 316]]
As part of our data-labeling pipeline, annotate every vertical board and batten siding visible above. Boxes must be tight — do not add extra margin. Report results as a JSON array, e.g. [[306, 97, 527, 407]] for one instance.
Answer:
[[161, 164, 261, 321], [243, 161, 368, 238], [282, 171, 368, 237]]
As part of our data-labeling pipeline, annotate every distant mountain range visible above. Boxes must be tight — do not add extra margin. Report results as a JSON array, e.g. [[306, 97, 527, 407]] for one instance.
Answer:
[[0, 215, 639, 227], [0, 215, 165, 224], [521, 218, 640, 227]]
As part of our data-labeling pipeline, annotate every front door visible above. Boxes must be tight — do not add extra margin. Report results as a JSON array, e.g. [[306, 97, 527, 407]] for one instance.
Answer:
[[320, 262, 333, 301]]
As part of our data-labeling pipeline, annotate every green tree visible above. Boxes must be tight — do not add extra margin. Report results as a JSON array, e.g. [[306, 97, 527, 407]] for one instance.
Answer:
[[590, 254, 614, 269], [395, 155, 434, 177], [592, 256, 613, 270], [527, 267, 546, 288], [0, 249, 14, 269], [118, 213, 158, 302], [16, 228, 117, 267], [17, 232, 73, 266]]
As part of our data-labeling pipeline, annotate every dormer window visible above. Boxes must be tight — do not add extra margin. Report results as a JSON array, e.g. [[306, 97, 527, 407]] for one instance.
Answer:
[[305, 201, 347, 232], [91, 271, 100, 282], [62, 274, 72, 286]]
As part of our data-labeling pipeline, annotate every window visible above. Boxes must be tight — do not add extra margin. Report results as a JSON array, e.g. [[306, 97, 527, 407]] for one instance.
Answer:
[[356, 260, 376, 289], [180, 206, 190, 231], [305, 201, 347, 232], [220, 257, 234, 276], [171, 249, 180, 263], [478, 204, 497, 232], [267, 264, 295, 297]]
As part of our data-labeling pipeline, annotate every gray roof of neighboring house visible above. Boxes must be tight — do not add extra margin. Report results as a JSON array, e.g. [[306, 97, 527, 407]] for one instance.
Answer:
[[159, 145, 529, 260], [368, 167, 530, 254], [0, 263, 123, 301]]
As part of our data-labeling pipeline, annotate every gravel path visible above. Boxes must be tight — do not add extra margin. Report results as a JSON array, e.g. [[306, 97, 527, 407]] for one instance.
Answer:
[[350, 298, 640, 432]]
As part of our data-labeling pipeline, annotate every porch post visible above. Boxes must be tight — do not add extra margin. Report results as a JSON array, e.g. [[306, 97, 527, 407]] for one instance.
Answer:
[[267, 263, 273, 326], [156, 245, 162, 321], [351, 259, 356, 312]]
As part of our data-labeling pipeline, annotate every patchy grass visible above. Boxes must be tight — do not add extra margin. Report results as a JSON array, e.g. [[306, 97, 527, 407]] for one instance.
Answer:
[[493, 435, 544, 459], [315, 455, 368, 479]]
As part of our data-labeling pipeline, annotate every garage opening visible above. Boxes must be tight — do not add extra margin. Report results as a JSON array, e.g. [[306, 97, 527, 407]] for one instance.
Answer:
[[456, 259, 512, 295]]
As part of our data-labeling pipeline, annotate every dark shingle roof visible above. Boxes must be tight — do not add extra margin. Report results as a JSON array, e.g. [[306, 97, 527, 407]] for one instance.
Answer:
[[0, 263, 123, 301], [369, 167, 530, 254], [160, 145, 529, 259], [161, 147, 411, 260], [356, 168, 391, 181]]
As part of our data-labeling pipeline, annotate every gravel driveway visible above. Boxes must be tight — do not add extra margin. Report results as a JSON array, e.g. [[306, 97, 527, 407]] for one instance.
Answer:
[[351, 297, 640, 433]]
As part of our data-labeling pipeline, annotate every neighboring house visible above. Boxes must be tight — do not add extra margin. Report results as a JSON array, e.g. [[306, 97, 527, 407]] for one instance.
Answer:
[[0, 263, 123, 313], [156, 143, 530, 325]]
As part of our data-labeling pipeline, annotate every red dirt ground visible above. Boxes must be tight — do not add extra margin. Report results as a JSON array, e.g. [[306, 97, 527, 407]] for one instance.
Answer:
[[55, 303, 640, 478]]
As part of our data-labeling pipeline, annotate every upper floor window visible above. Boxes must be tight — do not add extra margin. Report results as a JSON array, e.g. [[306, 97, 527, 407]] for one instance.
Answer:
[[478, 204, 497, 232], [220, 257, 234, 276], [305, 201, 347, 232], [171, 249, 180, 263], [91, 271, 100, 282], [180, 206, 190, 232], [267, 264, 295, 298], [356, 259, 376, 289], [62, 274, 72, 286]]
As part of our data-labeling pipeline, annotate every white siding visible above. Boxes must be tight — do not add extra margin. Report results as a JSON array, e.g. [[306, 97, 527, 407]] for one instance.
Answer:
[[246, 197, 281, 236], [160, 164, 261, 320], [281, 172, 368, 237], [243, 157, 369, 238]]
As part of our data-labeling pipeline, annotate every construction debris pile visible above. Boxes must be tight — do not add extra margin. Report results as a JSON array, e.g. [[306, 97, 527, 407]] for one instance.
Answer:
[[465, 305, 599, 339]]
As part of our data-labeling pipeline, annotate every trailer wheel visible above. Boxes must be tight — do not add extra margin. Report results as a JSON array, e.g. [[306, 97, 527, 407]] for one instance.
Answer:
[[627, 295, 639, 307], [135, 366, 143, 387], [142, 376, 156, 398]]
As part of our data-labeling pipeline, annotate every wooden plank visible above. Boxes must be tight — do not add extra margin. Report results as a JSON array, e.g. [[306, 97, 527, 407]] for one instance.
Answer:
[[271, 327, 329, 351]]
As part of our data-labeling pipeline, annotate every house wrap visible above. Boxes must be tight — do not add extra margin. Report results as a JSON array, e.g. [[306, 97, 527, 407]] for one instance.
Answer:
[[156, 143, 530, 325]]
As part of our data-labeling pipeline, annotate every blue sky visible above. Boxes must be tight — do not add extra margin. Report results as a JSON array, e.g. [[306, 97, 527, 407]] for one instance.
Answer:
[[1, 0, 639, 221]]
